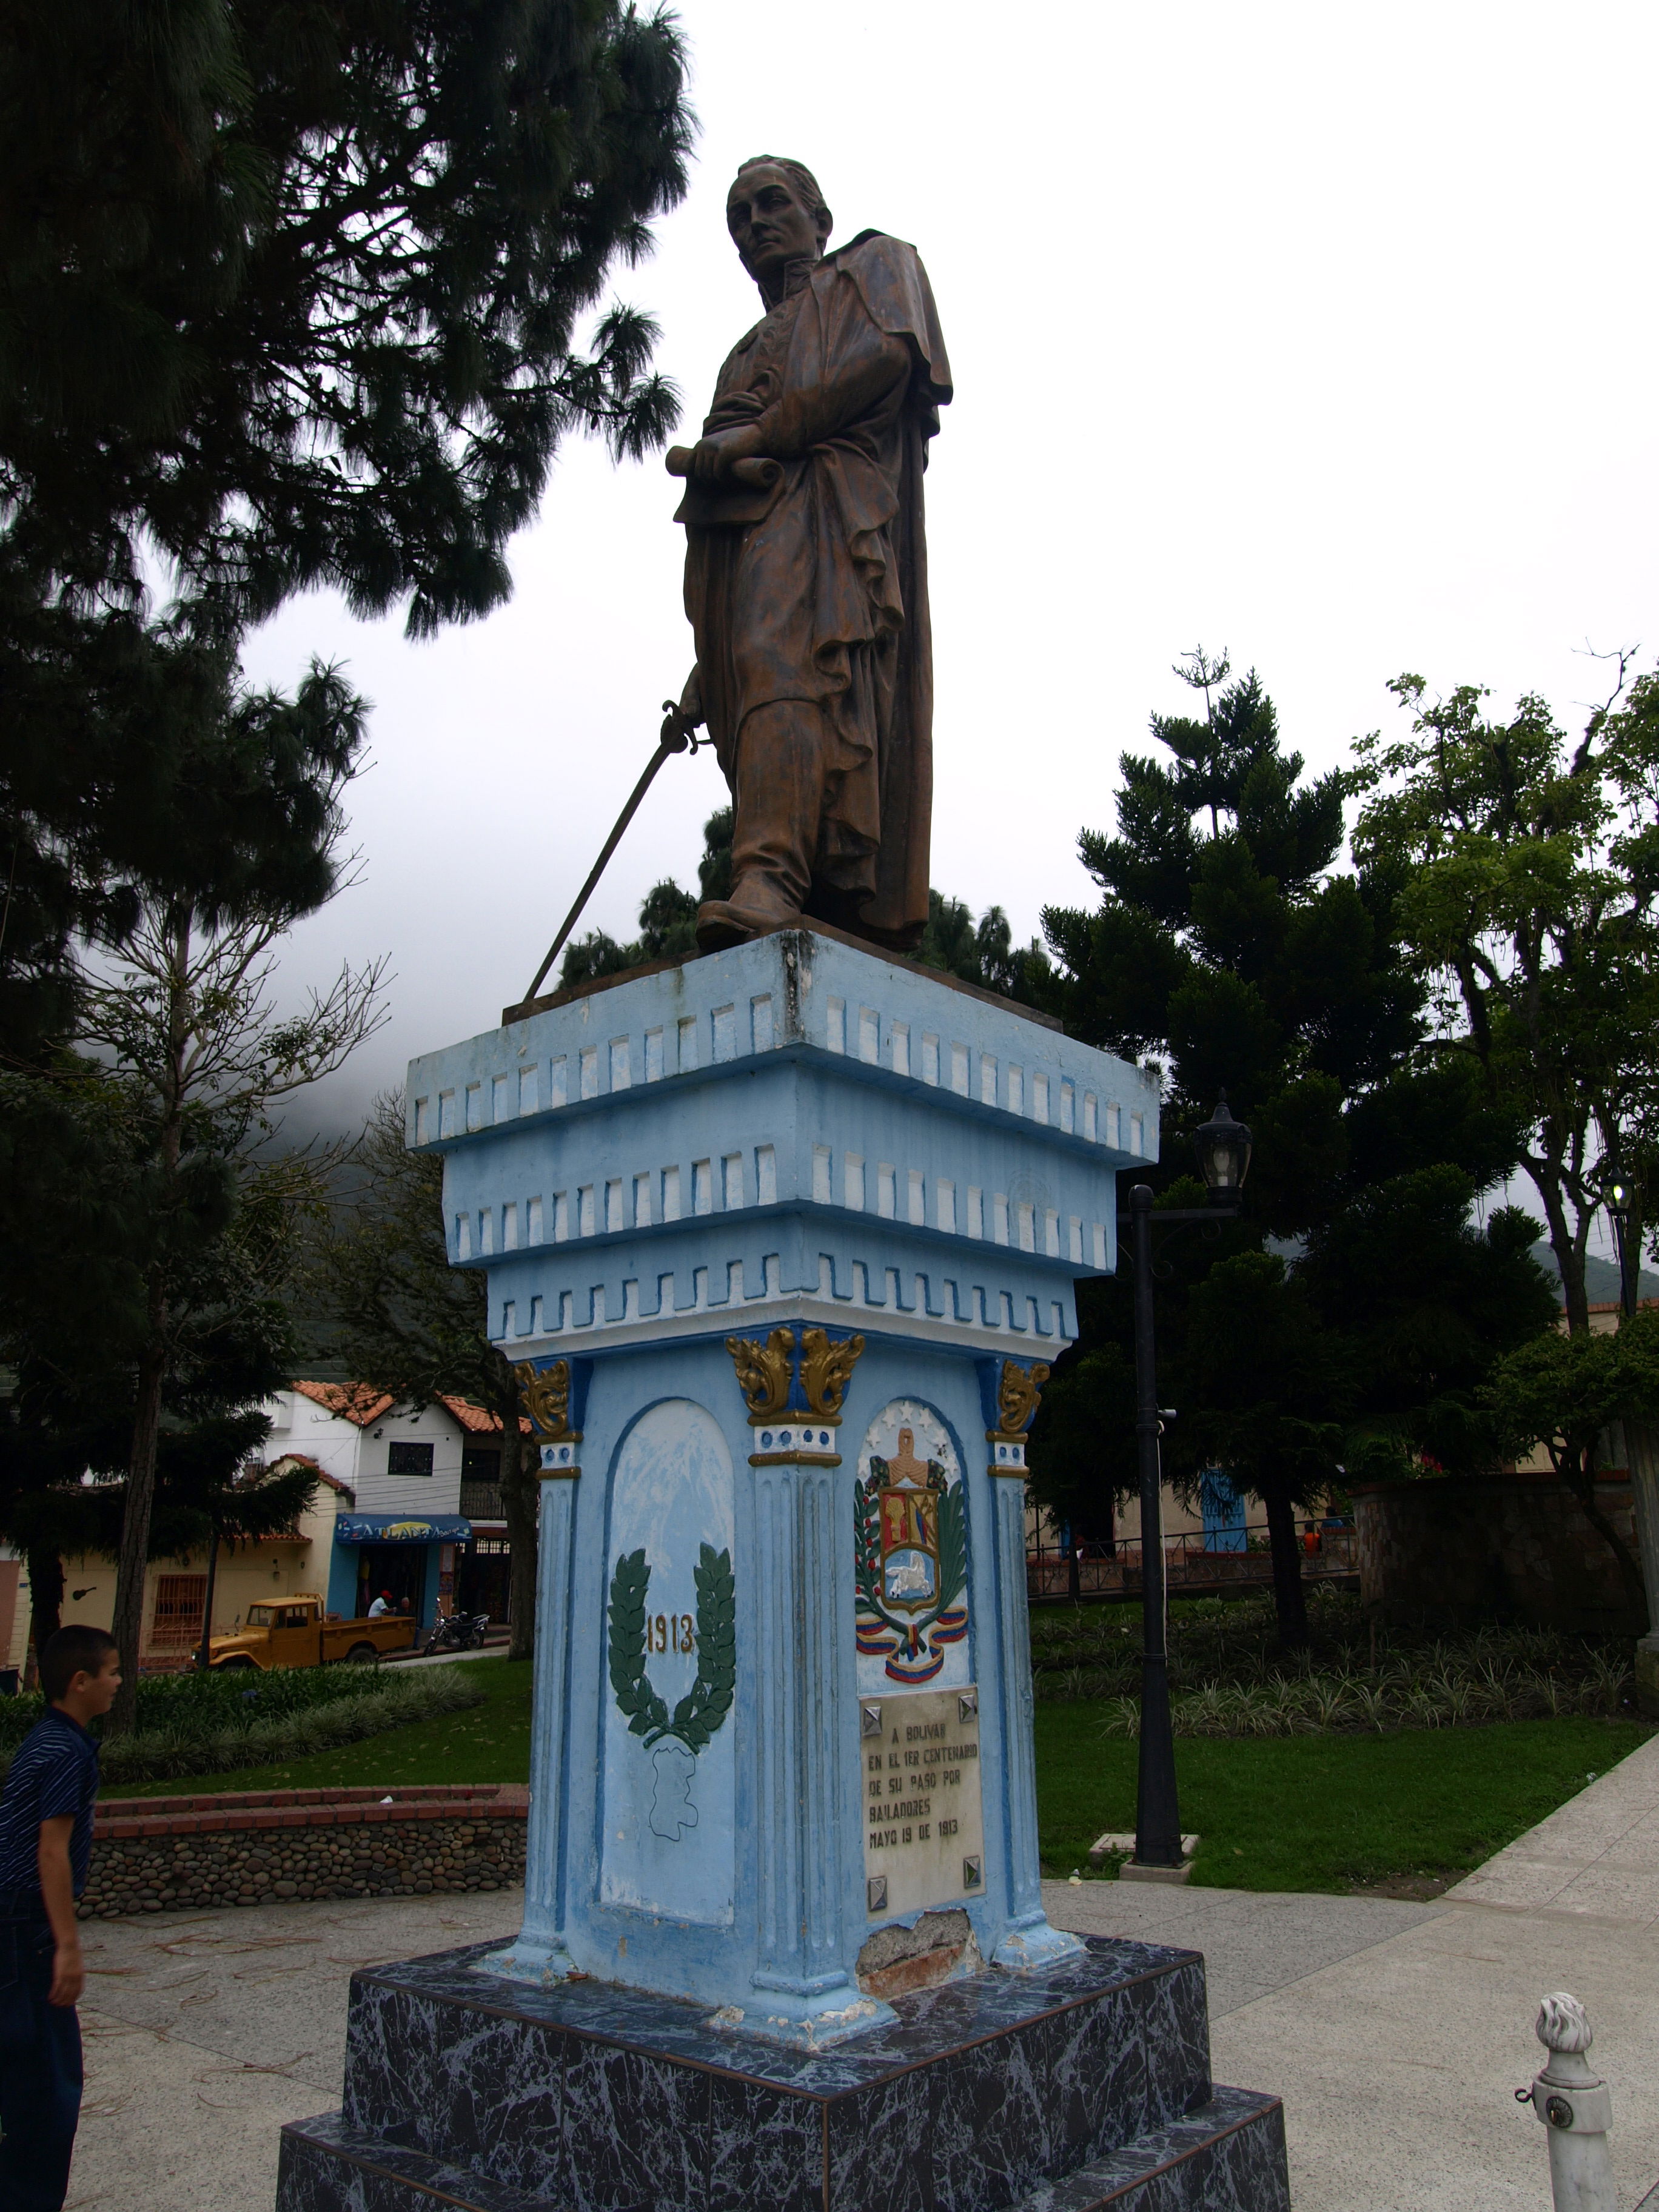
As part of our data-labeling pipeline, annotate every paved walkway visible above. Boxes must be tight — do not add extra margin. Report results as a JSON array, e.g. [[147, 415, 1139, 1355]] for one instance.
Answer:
[[1446, 1726, 1659, 1921], [386, 1641, 509, 1669], [68, 1892, 517, 2212], [1219, 1730, 1659, 2210], [61, 1737, 1659, 2211]]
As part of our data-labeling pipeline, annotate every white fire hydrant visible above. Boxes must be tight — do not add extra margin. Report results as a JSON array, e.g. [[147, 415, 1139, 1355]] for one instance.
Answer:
[[1517, 1993, 1615, 2212]]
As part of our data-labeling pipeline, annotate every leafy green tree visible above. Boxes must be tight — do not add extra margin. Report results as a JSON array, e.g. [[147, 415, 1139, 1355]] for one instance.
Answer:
[[1484, 1309, 1659, 1619], [2, 0, 692, 1691], [312, 1093, 540, 1662], [696, 806, 736, 908], [1298, 1165, 1559, 1483], [1353, 659, 1659, 1333], [0, 654, 378, 1337], [53, 685, 384, 1728], [1035, 652, 1544, 1643]]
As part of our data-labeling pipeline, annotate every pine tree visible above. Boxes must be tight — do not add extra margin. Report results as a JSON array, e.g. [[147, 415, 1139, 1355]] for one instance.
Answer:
[[1, 0, 691, 630], [1037, 652, 1549, 1644], [2, 0, 693, 1691], [919, 894, 1050, 1005], [1, 0, 692, 1054]]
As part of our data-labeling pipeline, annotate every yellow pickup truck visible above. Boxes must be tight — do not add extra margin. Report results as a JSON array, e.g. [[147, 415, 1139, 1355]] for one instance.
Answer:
[[207, 1594, 416, 1671]]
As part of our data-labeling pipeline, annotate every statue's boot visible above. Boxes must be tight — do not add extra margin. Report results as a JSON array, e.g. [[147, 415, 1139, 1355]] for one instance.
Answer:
[[695, 873, 801, 951], [696, 702, 828, 950]]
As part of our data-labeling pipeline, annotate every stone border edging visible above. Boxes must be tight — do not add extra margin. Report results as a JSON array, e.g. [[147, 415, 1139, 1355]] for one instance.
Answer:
[[83, 1783, 528, 1917]]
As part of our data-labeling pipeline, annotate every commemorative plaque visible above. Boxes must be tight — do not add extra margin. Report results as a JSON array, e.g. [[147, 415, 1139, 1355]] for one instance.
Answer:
[[862, 1685, 985, 1919]]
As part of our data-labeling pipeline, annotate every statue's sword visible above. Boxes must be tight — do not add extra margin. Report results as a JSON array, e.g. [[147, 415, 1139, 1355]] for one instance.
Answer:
[[519, 705, 706, 1007], [518, 443, 776, 1008]]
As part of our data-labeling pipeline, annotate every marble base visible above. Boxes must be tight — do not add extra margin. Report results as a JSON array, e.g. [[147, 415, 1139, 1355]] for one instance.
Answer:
[[273, 1936, 1289, 2212]]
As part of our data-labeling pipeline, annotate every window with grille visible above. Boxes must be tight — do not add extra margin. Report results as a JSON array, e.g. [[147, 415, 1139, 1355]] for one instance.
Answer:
[[387, 1441, 434, 1476], [150, 1574, 207, 1651], [460, 1444, 503, 1520]]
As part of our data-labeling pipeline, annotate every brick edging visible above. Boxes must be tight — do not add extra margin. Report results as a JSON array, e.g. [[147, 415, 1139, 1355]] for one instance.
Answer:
[[95, 1783, 527, 1837]]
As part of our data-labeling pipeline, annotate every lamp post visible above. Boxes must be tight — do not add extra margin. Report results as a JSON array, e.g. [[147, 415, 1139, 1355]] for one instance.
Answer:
[[1124, 1092, 1252, 1874], [1598, 1160, 1659, 1684], [1599, 1167, 1638, 1320]]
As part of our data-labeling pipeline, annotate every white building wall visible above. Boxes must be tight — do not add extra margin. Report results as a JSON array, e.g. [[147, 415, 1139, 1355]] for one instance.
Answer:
[[266, 1391, 366, 1495], [266, 1390, 468, 1515], [349, 1403, 466, 1516]]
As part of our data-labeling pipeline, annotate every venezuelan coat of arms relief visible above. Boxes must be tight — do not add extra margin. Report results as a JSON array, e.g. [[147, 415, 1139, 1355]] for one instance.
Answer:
[[854, 1400, 970, 1689]]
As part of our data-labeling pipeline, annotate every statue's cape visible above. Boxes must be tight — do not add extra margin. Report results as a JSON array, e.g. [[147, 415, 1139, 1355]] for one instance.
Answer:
[[825, 230, 953, 440]]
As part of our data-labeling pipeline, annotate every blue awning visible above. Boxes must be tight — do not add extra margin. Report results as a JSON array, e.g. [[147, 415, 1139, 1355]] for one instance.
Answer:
[[334, 1513, 472, 1546]]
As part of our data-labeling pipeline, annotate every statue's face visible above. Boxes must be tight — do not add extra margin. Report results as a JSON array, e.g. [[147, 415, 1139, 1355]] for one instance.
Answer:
[[726, 164, 822, 290]]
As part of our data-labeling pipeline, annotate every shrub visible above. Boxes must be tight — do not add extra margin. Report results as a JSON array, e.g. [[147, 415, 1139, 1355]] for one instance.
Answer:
[[1043, 1585, 1640, 1737], [0, 1664, 483, 1783]]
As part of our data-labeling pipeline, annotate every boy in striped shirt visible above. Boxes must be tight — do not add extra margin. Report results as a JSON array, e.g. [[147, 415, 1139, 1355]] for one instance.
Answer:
[[0, 1623, 120, 2212]]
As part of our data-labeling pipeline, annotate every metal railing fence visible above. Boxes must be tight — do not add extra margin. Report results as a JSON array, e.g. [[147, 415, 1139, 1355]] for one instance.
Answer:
[[1027, 1524, 1357, 1601]]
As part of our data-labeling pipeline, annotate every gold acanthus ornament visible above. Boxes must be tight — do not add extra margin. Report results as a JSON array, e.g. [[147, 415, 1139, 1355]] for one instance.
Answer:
[[725, 1326, 866, 1427], [989, 1358, 1051, 1443], [799, 1327, 864, 1422], [725, 1328, 794, 1423], [515, 1357, 580, 1443]]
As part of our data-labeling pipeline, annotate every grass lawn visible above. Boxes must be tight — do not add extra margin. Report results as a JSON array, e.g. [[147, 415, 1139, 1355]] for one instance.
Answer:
[[1036, 1703, 1653, 1891], [113, 1661, 1652, 1896], [115, 1657, 535, 1797]]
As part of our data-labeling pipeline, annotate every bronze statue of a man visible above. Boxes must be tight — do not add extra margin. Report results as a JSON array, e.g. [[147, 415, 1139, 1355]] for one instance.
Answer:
[[669, 156, 951, 954]]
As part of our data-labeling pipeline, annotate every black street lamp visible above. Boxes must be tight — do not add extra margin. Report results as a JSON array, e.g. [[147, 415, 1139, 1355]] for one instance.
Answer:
[[1600, 1164, 1638, 1320], [1193, 1091, 1253, 1204], [1122, 1093, 1252, 1874]]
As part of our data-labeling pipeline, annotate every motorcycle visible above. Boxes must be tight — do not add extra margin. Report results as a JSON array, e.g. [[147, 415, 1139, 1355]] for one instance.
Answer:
[[423, 1610, 491, 1656]]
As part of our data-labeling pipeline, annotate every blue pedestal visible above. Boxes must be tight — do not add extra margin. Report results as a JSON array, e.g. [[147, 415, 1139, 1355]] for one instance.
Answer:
[[409, 929, 1154, 2036], [274, 930, 1290, 2207]]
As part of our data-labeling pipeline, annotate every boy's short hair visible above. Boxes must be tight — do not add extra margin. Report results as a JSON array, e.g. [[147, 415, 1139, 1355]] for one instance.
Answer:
[[41, 1624, 118, 1703]]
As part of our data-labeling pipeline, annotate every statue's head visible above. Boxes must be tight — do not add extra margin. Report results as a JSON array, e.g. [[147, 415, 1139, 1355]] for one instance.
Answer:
[[727, 157, 831, 300]]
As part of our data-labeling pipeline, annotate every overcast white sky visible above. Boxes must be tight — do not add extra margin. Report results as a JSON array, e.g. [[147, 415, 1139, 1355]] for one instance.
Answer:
[[242, 0, 1659, 1165]]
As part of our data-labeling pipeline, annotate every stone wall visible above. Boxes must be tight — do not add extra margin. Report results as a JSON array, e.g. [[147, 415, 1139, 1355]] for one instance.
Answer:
[[1352, 1470, 1643, 1635], [82, 1783, 527, 1919]]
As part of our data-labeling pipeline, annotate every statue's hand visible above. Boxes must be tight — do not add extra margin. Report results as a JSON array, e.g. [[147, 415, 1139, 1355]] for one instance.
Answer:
[[689, 424, 766, 483], [660, 668, 703, 751], [703, 390, 766, 432]]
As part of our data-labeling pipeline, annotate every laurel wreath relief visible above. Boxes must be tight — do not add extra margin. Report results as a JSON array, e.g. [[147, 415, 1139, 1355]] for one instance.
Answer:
[[607, 1543, 736, 1754]]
